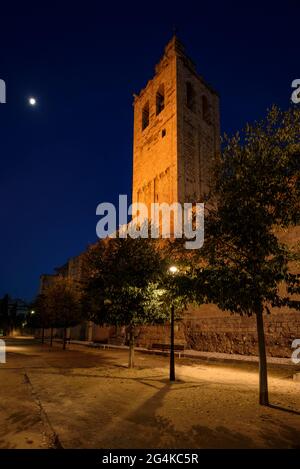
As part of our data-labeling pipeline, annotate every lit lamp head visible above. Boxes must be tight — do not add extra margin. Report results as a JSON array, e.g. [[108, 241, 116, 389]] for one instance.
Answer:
[[31, 310, 35, 315], [169, 266, 178, 274]]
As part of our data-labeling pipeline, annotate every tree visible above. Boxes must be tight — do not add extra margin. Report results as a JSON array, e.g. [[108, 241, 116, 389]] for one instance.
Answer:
[[32, 277, 83, 349], [29, 294, 53, 344], [199, 106, 300, 405], [0, 295, 27, 336], [0, 294, 10, 335], [83, 237, 170, 368]]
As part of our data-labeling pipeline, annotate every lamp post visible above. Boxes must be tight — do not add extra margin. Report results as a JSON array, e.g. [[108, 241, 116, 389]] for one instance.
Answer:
[[169, 265, 178, 382], [170, 303, 175, 381]]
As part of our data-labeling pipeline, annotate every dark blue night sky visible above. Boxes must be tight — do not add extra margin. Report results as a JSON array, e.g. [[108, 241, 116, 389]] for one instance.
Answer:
[[0, 1, 299, 300]]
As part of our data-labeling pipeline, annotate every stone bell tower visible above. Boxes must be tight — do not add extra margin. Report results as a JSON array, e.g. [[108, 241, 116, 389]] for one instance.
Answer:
[[132, 35, 220, 217]]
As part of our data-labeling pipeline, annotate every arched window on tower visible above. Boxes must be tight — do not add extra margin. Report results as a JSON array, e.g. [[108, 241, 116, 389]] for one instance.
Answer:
[[156, 84, 165, 115], [186, 82, 196, 112], [202, 95, 211, 124], [142, 101, 149, 130]]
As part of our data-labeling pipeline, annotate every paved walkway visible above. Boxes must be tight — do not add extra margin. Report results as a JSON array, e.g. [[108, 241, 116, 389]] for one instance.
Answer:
[[55, 339, 296, 367], [1, 337, 299, 449]]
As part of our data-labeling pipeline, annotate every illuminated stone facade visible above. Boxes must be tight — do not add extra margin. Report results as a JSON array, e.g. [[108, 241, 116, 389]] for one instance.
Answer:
[[132, 36, 220, 218], [39, 37, 300, 357]]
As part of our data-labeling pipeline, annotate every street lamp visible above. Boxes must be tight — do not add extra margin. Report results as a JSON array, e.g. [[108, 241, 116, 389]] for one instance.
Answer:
[[168, 265, 178, 382], [31, 310, 35, 315]]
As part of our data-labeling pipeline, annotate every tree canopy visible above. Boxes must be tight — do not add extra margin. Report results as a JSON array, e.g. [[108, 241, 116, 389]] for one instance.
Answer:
[[191, 106, 300, 404]]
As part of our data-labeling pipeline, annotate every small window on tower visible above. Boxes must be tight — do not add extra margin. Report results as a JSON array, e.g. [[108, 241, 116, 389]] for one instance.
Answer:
[[162, 128, 166, 138], [186, 82, 196, 112], [156, 84, 165, 115], [202, 95, 210, 123], [142, 101, 149, 130]]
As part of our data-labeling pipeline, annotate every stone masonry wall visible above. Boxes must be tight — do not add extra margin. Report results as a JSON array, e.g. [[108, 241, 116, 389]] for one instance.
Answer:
[[183, 311, 300, 358], [131, 305, 300, 359]]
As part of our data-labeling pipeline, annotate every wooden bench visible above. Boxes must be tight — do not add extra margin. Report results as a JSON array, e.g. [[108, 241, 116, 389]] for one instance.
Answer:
[[152, 343, 185, 352]]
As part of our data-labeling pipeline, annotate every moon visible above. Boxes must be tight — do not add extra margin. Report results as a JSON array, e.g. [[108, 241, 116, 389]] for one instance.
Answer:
[[28, 97, 37, 106]]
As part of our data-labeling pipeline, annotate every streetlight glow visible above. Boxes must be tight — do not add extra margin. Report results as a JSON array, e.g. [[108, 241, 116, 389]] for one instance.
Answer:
[[169, 266, 178, 274], [31, 310, 35, 315]]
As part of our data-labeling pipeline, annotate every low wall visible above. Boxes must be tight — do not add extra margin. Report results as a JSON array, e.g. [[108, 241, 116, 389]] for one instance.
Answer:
[[129, 305, 300, 358], [33, 308, 300, 359], [183, 311, 300, 358]]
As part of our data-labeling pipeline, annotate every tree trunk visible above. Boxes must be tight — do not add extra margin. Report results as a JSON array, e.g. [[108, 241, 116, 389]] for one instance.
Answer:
[[170, 304, 175, 381], [50, 327, 53, 347], [41, 327, 45, 344], [128, 326, 135, 368], [63, 327, 67, 350], [256, 309, 269, 406]]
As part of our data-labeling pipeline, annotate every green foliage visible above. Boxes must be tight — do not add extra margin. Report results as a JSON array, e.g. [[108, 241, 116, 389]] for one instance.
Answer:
[[31, 277, 83, 329], [201, 106, 300, 315], [83, 237, 172, 327], [0, 294, 27, 334], [0, 294, 10, 333]]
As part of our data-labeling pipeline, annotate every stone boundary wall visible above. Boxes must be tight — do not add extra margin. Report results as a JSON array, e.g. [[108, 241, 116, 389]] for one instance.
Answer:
[[38, 310, 300, 359], [183, 312, 300, 358], [133, 310, 300, 358]]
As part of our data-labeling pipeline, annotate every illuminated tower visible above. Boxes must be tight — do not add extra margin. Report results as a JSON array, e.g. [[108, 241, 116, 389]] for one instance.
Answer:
[[132, 36, 220, 218]]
